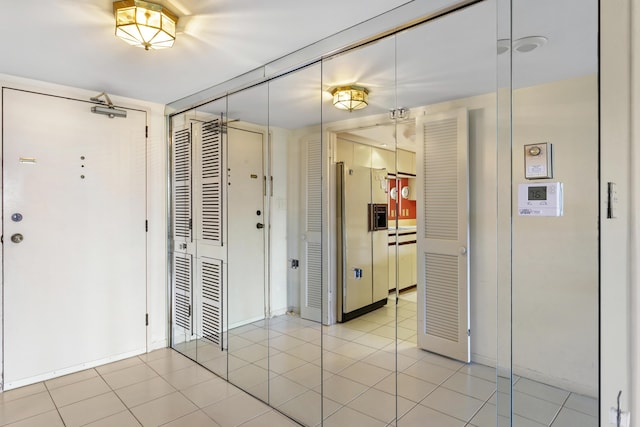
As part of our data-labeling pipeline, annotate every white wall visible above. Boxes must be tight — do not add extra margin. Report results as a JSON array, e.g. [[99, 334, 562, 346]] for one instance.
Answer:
[[420, 75, 599, 396], [269, 127, 290, 316], [286, 132, 302, 312], [511, 75, 599, 395], [601, 0, 634, 421], [631, 0, 640, 420], [0, 74, 168, 355], [285, 74, 599, 395]]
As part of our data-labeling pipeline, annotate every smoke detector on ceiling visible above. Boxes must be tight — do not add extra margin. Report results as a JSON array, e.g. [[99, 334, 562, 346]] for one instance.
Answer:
[[498, 36, 548, 55]]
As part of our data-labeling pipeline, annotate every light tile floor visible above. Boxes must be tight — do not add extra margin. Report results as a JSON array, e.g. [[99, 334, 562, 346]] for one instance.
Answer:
[[0, 349, 298, 427], [1, 291, 598, 426]]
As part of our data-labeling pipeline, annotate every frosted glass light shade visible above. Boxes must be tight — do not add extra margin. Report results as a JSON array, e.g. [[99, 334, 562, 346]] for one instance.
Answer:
[[114, 0, 178, 50], [331, 86, 369, 111]]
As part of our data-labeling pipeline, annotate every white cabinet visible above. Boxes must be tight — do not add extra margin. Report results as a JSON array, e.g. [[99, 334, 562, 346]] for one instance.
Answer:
[[398, 242, 416, 290], [388, 241, 397, 290], [397, 149, 416, 175], [388, 231, 417, 291], [372, 147, 396, 174]]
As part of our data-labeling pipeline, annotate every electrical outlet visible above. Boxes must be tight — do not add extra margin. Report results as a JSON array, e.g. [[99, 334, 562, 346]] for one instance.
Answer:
[[609, 407, 631, 427]]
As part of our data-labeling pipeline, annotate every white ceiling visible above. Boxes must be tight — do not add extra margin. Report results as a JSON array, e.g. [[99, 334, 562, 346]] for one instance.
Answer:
[[0, 0, 413, 104], [1, 0, 597, 148], [187, 0, 597, 153], [1, 0, 596, 108]]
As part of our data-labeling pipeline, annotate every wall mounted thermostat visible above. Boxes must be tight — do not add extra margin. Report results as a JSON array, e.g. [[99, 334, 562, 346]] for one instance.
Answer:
[[518, 182, 563, 216], [524, 142, 553, 179]]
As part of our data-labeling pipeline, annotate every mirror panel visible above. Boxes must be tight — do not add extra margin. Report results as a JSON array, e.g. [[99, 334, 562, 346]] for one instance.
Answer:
[[191, 98, 229, 380], [321, 35, 398, 425], [265, 63, 324, 426], [395, 2, 499, 424], [226, 83, 270, 402], [496, 0, 513, 422], [510, 0, 599, 424], [170, 102, 229, 384], [169, 110, 196, 361], [165, 2, 601, 425]]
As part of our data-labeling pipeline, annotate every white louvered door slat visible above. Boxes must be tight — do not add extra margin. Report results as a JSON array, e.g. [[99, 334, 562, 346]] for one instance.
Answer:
[[199, 118, 223, 245], [301, 137, 322, 322], [173, 128, 192, 242], [173, 253, 193, 335], [416, 108, 470, 362], [198, 258, 223, 347]]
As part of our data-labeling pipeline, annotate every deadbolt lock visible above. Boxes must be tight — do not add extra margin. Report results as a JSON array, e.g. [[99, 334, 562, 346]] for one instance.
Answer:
[[11, 233, 24, 244]]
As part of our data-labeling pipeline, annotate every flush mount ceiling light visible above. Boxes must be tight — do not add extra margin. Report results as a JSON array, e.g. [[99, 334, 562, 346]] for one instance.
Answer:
[[113, 0, 178, 50], [331, 86, 369, 112]]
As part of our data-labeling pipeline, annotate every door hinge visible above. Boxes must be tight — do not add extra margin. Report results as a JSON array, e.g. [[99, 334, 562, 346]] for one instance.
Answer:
[[145, 220, 148, 232], [145, 313, 149, 326], [468, 329, 471, 337], [145, 125, 148, 138], [188, 305, 192, 317], [189, 218, 192, 230]]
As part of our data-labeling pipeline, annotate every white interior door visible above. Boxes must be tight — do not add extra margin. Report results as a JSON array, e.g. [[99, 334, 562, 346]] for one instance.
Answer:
[[2, 88, 147, 389], [226, 127, 265, 328], [416, 108, 470, 362], [300, 137, 322, 322]]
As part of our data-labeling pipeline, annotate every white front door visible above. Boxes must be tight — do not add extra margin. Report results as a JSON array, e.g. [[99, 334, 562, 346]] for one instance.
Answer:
[[226, 127, 266, 328], [416, 108, 470, 362], [2, 88, 147, 389]]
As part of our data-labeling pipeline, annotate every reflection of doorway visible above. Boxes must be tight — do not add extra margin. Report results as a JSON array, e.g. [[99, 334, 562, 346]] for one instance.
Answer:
[[330, 111, 471, 363], [227, 127, 266, 328], [3, 88, 147, 389]]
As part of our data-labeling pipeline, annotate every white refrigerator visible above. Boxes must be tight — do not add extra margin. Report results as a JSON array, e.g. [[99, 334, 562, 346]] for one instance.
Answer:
[[336, 163, 389, 322]]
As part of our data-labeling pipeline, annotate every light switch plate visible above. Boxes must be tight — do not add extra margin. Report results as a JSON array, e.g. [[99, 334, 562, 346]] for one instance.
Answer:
[[524, 142, 553, 179], [609, 407, 631, 427]]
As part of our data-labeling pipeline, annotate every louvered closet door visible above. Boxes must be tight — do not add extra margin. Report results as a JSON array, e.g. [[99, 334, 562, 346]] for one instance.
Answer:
[[300, 137, 322, 322], [416, 108, 470, 362], [172, 126, 193, 340], [195, 118, 224, 349]]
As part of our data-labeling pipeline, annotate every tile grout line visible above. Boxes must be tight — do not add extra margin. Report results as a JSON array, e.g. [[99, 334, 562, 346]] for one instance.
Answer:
[[4, 381, 69, 427], [546, 392, 572, 427], [137, 352, 231, 426], [43, 380, 68, 427], [93, 362, 145, 427]]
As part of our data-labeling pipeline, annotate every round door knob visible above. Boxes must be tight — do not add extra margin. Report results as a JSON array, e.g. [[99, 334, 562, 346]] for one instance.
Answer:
[[256, 223, 264, 229], [459, 246, 467, 255], [11, 233, 24, 244]]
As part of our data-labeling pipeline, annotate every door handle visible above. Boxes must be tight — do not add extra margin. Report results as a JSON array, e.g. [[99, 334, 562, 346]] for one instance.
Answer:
[[256, 223, 264, 229], [11, 233, 24, 244]]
